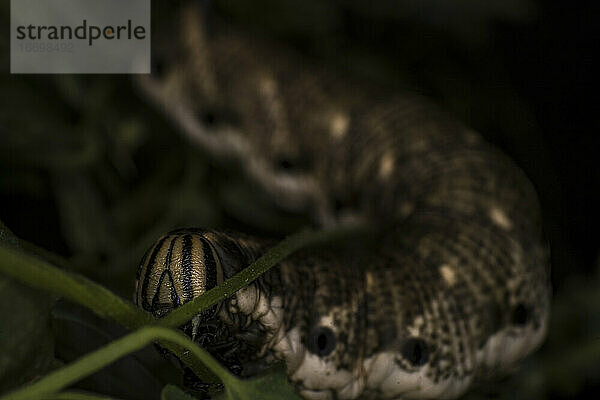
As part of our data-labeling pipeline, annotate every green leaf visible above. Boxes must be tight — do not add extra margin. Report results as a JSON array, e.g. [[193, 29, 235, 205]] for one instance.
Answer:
[[0, 221, 57, 392], [0, 231, 211, 383], [0, 242, 151, 331], [52, 303, 166, 400], [160, 385, 198, 400], [0, 277, 57, 392], [217, 366, 301, 400], [0, 327, 230, 400]]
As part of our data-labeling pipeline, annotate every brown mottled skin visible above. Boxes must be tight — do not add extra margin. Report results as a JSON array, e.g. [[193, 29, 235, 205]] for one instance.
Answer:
[[135, 3, 551, 399]]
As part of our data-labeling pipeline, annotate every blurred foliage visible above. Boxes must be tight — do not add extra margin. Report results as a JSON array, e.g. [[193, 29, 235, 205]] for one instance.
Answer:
[[0, 222, 58, 393], [0, 0, 598, 399]]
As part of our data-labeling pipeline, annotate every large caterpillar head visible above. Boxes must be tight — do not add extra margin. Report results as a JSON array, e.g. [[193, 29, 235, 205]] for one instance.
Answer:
[[135, 229, 228, 318], [134, 229, 277, 381]]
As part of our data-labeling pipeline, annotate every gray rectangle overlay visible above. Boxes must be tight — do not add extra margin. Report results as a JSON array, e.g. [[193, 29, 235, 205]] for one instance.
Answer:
[[11, 0, 150, 74]]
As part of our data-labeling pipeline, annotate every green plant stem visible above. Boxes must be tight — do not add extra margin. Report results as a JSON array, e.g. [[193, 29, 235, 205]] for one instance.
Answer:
[[0, 244, 153, 330], [0, 327, 231, 400], [160, 224, 368, 328]]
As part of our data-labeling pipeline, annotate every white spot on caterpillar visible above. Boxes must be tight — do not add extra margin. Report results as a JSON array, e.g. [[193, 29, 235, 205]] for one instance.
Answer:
[[273, 326, 305, 373], [365, 271, 376, 290], [414, 316, 424, 327], [232, 285, 284, 333], [288, 313, 360, 398], [477, 303, 549, 371], [233, 285, 258, 314], [464, 130, 479, 144], [398, 202, 415, 218], [259, 76, 277, 96], [329, 112, 349, 139], [280, 306, 370, 397], [364, 352, 472, 399], [407, 315, 424, 336], [257, 76, 290, 147], [299, 389, 331, 400], [489, 207, 513, 230], [337, 379, 365, 399], [439, 264, 457, 287], [378, 152, 395, 179], [292, 351, 355, 395]]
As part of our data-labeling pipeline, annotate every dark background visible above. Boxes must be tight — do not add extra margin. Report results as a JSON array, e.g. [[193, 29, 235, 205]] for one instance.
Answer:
[[0, 0, 598, 399]]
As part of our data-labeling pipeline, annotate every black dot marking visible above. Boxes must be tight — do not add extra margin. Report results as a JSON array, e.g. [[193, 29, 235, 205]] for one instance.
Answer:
[[512, 303, 529, 326], [199, 110, 217, 126], [307, 326, 337, 357], [401, 338, 429, 366], [276, 157, 294, 171], [274, 154, 311, 173], [333, 197, 344, 212], [151, 58, 165, 79]]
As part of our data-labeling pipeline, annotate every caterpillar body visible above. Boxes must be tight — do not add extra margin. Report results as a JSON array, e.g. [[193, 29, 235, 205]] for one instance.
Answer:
[[135, 3, 550, 399]]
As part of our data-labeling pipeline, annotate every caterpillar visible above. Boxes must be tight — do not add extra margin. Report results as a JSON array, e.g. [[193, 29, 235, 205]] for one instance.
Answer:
[[135, 3, 550, 399]]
